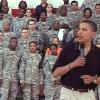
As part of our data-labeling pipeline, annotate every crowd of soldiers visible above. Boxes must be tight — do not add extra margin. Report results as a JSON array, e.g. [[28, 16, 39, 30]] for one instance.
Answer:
[[0, 0, 100, 100]]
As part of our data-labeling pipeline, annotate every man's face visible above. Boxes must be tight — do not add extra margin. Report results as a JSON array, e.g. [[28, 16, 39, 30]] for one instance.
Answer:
[[10, 38, 18, 49], [71, 2, 78, 10], [76, 23, 95, 43], [40, 12, 47, 20], [53, 21, 60, 30], [96, 5, 100, 14], [18, 9, 25, 18], [3, 22, 10, 31], [28, 21, 36, 30], [21, 29, 29, 38]]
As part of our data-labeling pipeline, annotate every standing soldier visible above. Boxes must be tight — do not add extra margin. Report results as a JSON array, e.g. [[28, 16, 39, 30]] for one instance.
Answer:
[[36, 11, 51, 34], [27, 19, 45, 53], [0, 37, 22, 100], [2, 21, 15, 48], [12, 8, 28, 37], [43, 44, 61, 100], [18, 41, 42, 100], [18, 28, 35, 53], [68, 1, 82, 29]]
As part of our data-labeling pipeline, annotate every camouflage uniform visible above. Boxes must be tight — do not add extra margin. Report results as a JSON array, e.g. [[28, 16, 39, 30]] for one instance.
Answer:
[[36, 21, 51, 34], [68, 10, 82, 29], [29, 30, 46, 53], [43, 55, 61, 100], [81, 0, 100, 12], [57, 4, 71, 16], [91, 14, 100, 45], [12, 17, 28, 37], [0, 44, 4, 94], [46, 14, 57, 27], [55, 15, 73, 30], [18, 37, 35, 53], [0, 48, 22, 100], [2, 32, 16, 48], [0, 20, 5, 31], [18, 52, 42, 100]]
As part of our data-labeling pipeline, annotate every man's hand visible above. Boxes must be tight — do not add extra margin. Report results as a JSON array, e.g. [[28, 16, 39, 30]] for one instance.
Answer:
[[70, 56, 86, 69], [80, 75, 94, 84]]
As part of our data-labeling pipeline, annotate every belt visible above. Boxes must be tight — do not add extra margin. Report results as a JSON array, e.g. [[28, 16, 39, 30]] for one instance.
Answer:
[[63, 85, 93, 92]]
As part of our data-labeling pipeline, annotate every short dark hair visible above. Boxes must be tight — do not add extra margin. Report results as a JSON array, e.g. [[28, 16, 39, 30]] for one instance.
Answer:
[[81, 20, 97, 32], [71, 0, 78, 5], [83, 8, 92, 17], [18, 0, 27, 9], [95, 3, 100, 8], [29, 41, 37, 46], [21, 27, 28, 32], [27, 19, 36, 25], [10, 37, 17, 42], [49, 43, 57, 49]]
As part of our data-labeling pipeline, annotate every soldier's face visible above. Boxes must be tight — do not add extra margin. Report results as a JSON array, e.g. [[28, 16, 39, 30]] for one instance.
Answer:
[[18, 9, 25, 18], [10, 38, 18, 49], [26, 9, 32, 17], [71, 2, 78, 10], [53, 21, 60, 30], [21, 29, 29, 38], [28, 21, 36, 30], [40, 12, 47, 20], [50, 45, 57, 55], [75, 22, 95, 43], [46, 4, 53, 12], [60, 7, 67, 16], [3, 22, 10, 31], [96, 5, 100, 14], [29, 42, 37, 53], [84, 10, 91, 18], [52, 38, 59, 45]]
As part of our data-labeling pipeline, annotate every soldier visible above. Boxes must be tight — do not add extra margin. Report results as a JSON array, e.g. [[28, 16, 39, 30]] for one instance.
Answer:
[[36, 11, 51, 34], [81, 0, 100, 12], [47, 20, 60, 44], [68, 1, 82, 29], [18, 27, 35, 53], [92, 4, 100, 45], [27, 19, 45, 53], [46, 4, 57, 27], [0, 37, 22, 100], [12, 8, 28, 37], [43, 44, 61, 100], [2, 6, 13, 22], [55, 6, 73, 30], [2, 21, 15, 48], [18, 41, 42, 100], [57, 0, 71, 16]]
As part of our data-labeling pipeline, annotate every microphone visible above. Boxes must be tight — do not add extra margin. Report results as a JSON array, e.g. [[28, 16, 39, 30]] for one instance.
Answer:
[[79, 43, 85, 57]]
